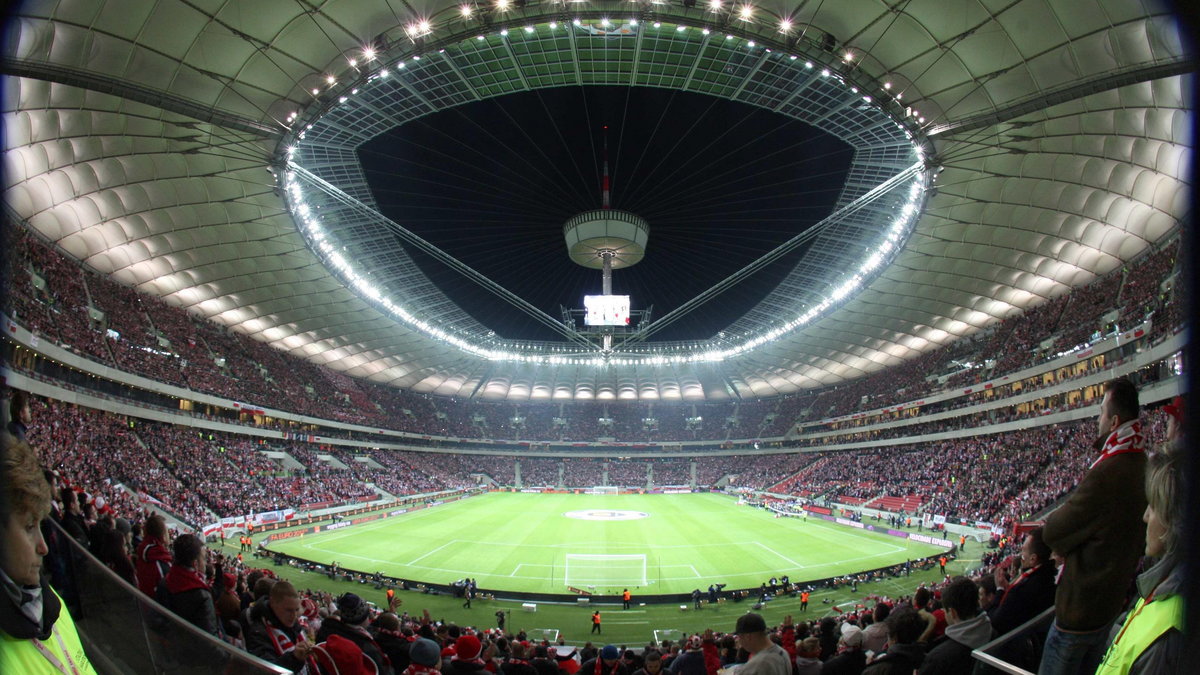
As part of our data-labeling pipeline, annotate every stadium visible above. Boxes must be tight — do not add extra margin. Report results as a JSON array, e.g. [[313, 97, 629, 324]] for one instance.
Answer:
[[0, 0, 1194, 673]]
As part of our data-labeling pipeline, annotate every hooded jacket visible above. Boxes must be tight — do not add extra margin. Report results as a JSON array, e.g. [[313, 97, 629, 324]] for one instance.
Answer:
[[918, 613, 992, 675], [862, 643, 925, 675], [135, 535, 172, 597]]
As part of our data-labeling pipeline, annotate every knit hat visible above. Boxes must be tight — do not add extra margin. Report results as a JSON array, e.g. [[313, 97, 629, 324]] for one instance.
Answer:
[[600, 645, 620, 660], [114, 518, 132, 535], [455, 634, 483, 660], [839, 624, 863, 648], [734, 613, 767, 634], [337, 592, 370, 625], [312, 634, 374, 675], [410, 638, 442, 667]]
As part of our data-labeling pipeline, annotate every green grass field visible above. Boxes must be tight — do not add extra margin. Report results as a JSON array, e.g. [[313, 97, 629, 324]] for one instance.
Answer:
[[266, 492, 943, 596]]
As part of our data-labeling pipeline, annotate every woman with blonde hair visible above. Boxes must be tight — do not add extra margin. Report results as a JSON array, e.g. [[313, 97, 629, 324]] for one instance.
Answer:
[[0, 437, 97, 673], [1094, 440, 1185, 674]]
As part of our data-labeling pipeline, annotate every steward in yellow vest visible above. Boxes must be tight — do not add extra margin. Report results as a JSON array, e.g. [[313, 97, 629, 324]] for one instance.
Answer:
[[1095, 553, 1184, 675]]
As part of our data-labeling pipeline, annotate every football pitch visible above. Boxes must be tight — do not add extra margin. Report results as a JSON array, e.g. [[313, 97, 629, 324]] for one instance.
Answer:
[[266, 492, 943, 595]]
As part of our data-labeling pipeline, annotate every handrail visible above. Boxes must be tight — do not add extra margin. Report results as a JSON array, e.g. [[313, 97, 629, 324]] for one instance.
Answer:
[[47, 519, 290, 674], [970, 606, 1056, 675]]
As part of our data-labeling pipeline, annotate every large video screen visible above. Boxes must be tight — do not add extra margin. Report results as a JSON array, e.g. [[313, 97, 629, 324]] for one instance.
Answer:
[[584, 295, 631, 326]]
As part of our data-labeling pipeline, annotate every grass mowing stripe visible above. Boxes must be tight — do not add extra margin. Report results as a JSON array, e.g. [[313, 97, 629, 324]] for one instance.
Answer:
[[266, 492, 944, 595]]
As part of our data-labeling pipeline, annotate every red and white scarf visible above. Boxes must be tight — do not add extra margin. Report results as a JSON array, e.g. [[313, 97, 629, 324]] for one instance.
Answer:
[[1090, 420, 1144, 469], [999, 564, 1043, 606], [263, 618, 317, 673], [406, 665, 441, 675]]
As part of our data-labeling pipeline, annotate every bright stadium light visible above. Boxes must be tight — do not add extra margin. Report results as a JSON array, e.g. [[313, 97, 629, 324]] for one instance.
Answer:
[[283, 27, 931, 367]]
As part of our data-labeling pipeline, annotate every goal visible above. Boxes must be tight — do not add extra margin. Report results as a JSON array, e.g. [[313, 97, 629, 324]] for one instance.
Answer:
[[564, 554, 648, 587], [587, 486, 619, 495]]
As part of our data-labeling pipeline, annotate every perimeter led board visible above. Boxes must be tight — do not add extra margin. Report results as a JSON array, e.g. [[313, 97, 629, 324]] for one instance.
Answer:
[[584, 295, 631, 326]]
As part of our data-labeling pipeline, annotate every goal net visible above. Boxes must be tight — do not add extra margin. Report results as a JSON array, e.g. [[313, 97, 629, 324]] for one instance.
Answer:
[[653, 629, 684, 646], [588, 486, 619, 495], [564, 554, 647, 587]]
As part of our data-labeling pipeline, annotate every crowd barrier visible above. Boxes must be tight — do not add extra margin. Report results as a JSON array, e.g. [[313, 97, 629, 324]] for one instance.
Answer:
[[48, 520, 287, 674]]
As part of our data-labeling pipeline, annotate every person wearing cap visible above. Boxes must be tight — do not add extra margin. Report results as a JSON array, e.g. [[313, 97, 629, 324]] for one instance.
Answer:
[[731, 613, 791, 675], [317, 592, 391, 674], [580, 644, 630, 675], [918, 577, 990, 675], [405, 637, 443, 675], [445, 633, 490, 675], [667, 630, 719, 675], [822, 622, 867, 675]]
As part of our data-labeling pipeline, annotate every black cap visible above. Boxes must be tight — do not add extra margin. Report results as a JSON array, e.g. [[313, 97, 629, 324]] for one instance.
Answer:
[[735, 613, 767, 634]]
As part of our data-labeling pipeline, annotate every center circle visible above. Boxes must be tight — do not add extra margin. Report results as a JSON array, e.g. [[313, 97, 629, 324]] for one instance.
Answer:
[[563, 509, 650, 521]]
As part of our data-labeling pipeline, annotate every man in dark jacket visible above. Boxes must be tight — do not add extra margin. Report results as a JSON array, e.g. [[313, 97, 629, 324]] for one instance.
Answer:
[[1041, 378, 1147, 675], [374, 612, 412, 673], [581, 644, 631, 675], [919, 577, 992, 675], [245, 581, 315, 672], [993, 528, 1056, 635], [317, 591, 391, 673], [157, 533, 220, 637], [862, 607, 926, 675], [987, 528, 1057, 671]]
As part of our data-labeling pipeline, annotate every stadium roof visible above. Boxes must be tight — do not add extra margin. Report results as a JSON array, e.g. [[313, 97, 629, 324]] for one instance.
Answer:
[[3, 0, 1193, 401]]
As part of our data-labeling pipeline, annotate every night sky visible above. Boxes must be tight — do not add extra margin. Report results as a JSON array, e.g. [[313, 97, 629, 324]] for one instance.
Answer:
[[358, 86, 853, 342]]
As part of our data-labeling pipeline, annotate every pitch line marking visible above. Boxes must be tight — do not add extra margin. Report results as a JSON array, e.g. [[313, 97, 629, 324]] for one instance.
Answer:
[[300, 545, 912, 584], [296, 503, 459, 544], [755, 542, 804, 569], [406, 539, 459, 566]]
